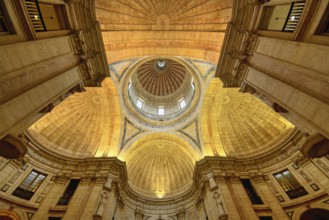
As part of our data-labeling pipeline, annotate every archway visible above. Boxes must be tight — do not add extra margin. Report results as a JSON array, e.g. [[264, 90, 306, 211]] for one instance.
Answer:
[[300, 208, 329, 220], [0, 209, 21, 220]]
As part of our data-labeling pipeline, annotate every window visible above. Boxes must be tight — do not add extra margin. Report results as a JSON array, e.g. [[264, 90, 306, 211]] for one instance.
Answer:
[[316, 4, 329, 35], [0, 0, 15, 34], [136, 98, 144, 109], [274, 169, 308, 199], [25, 0, 69, 32], [156, 59, 167, 71], [158, 106, 164, 115], [57, 179, 80, 205], [241, 179, 263, 205], [12, 170, 47, 200], [178, 98, 186, 109], [259, 1, 305, 32]]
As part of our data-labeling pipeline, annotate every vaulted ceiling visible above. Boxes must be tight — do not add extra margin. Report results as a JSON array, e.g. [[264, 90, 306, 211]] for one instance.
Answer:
[[96, 0, 232, 63]]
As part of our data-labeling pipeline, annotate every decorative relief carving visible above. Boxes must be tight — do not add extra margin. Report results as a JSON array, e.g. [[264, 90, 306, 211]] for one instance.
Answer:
[[226, 176, 241, 184], [268, 182, 279, 194], [94, 190, 108, 219], [213, 191, 226, 217], [54, 175, 70, 184], [239, 82, 257, 94], [251, 175, 265, 184], [294, 155, 310, 167], [315, 159, 329, 172], [9, 171, 22, 184], [135, 208, 144, 220], [214, 176, 226, 184], [299, 170, 312, 183]]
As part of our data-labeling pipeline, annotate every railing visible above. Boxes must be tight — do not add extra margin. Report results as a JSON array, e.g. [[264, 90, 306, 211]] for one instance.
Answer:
[[25, 0, 46, 32], [282, 1, 305, 32]]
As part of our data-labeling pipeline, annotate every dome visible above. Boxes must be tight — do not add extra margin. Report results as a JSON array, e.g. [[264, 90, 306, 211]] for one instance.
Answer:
[[202, 78, 294, 157], [27, 79, 121, 158], [122, 56, 203, 129], [136, 59, 187, 96], [119, 133, 201, 199]]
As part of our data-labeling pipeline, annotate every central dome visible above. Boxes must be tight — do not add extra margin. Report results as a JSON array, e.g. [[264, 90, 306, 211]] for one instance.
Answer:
[[121, 56, 202, 130], [137, 59, 186, 96]]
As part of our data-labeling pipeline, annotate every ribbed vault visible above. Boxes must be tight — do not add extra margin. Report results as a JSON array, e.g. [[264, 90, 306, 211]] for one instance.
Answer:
[[202, 78, 294, 157], [119, 133, 201, 198], [28, 78, 121, 158], [137, 59, 186, 96]]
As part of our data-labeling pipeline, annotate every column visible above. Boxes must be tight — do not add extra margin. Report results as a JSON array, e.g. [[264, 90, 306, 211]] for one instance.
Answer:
[[215, 176, 240, 220], [251, 176, 288, 220], [81, 176, 107, 219], [32, 175, 70, 220], [102, 180, 119, 220], [203, 174, 229, 220], [92, 176, 114, 220], [225, 176, 258, 220], [62, 176, 94, 220]]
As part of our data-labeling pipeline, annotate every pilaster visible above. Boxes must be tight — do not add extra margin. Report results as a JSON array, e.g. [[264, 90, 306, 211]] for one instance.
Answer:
[[32, 175, 70, 220], [225, 176, 258, 220], [251, 175, 288, 220]]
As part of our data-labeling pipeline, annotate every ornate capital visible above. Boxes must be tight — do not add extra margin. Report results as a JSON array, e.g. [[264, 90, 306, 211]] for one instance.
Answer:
[[214, 176, 226, 184], [54, 175, 70, 184], [251, 175, 265, 184], [226, 175, 241, 184]]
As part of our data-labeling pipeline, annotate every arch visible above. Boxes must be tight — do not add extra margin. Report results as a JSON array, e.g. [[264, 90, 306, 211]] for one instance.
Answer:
[[300, 208, 329, 220], [118, 132, 201, 199], [0, 209, 21, 220]]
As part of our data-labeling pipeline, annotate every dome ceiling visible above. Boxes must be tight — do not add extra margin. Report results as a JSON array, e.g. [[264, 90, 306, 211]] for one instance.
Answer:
[[119, 133, 201, 199], [96, 0, 232, 63], [27, 79, 121, 158], [137, 59, 186, 96], [202, 78, 294, 157]]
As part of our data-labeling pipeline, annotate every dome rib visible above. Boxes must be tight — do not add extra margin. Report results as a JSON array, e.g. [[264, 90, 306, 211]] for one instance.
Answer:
[[137, 59, 187, 96]]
